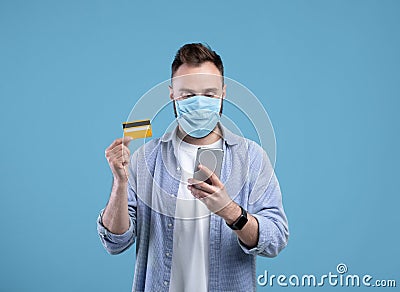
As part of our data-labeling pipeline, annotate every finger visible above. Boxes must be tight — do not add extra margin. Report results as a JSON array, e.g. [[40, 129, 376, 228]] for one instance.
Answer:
[[106, 147, 130, 165], [105, 138, 124, 152], [110, 144, 131, 154], [107, 143, 131, 157], [121, 144, 131, 155], [198, 164, 222, 187], [111, 151, 130, 163], [105, 136, 133, 153], [188, 185, 211, 199], [122, 135, 133, 146], [188, 178, 217, 194], [187, 177, 203, 185], [108, 158, 125, 170]]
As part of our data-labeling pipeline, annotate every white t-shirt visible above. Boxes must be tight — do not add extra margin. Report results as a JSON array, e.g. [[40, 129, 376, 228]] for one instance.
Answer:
[[169, 137, 223, 292]]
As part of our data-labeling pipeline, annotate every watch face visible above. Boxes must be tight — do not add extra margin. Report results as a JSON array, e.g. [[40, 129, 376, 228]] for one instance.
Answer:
[[228, 207, 248, 230], [234, 215, 248, 230]]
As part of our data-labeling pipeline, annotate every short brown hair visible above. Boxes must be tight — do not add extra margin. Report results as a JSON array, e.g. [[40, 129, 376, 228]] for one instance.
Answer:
[[171, 43, 224, 78]]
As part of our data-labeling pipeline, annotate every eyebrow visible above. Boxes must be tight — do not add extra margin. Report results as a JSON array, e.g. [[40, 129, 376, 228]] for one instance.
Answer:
[[178, 87, 220, 93]]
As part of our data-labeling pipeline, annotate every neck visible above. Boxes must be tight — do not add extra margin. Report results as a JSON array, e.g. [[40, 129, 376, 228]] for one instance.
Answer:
[[177, 124, 222, 145]]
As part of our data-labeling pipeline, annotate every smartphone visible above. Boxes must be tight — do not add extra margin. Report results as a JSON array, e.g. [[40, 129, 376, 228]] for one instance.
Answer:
[[193, 147, 224, 185]]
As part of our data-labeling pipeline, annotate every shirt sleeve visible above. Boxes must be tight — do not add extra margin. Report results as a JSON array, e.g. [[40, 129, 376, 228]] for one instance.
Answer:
[[97, 153, 138, 255], [238, 142, 289, 257], [96, 201, 136, 255]]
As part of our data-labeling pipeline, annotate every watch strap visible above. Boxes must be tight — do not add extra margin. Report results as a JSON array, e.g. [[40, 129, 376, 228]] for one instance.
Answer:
[[226, 205, 248, 230]]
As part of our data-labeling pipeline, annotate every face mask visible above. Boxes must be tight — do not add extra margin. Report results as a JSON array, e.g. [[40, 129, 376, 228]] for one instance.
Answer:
[[175, 95, 221, 138]]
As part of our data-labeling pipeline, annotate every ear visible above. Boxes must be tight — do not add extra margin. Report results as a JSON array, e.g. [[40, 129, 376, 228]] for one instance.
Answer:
[[222, 84, 227, 99], [169, 85, 178, 118], [169, 85, 174, 100]]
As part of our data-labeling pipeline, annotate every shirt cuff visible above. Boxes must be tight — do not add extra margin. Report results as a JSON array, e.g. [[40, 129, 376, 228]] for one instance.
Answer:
[[97, 209, 134, 244], [237, 213, 270, 255]]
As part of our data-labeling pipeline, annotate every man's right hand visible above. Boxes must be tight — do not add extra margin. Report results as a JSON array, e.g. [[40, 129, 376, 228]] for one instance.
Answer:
[[105, 136, 133, 183]]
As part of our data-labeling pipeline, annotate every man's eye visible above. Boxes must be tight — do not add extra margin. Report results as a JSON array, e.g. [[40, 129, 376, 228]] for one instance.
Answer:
[[182, 94, 195, 99]]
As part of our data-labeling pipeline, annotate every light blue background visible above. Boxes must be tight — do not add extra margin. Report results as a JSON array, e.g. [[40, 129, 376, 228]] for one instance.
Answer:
[[1, 0, 399, 291]]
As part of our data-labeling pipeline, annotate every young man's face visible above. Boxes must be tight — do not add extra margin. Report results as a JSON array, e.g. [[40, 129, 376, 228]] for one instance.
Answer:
[[169, 61, 226, 102]]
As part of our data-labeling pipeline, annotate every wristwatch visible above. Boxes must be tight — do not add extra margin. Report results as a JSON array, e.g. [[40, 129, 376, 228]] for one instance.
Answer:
[[226, 205, 248, 230]]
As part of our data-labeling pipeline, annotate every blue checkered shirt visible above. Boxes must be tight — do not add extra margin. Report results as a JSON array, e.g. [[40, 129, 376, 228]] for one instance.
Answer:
[[97, 123, 289, 292]]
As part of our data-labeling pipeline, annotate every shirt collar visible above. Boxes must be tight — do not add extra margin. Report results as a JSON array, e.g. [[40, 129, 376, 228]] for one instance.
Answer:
[[160, 122, 240, 146]]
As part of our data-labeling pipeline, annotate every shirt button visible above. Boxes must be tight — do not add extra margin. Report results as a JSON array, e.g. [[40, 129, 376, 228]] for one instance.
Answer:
[[168, 223, 173, 228], [164, 281, 169, 286], [176, 166, 181, 171], [166, 252, 170, 257]]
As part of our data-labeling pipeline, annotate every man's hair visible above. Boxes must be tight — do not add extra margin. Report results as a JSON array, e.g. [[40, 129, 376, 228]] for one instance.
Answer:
[[171, 43, 224, 78]]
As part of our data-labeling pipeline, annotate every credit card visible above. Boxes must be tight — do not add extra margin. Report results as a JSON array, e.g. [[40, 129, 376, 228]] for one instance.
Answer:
[[122, 119, 152, 139]]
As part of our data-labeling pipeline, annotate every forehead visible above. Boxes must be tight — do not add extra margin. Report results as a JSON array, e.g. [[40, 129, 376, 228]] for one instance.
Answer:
[[172, 62, 223, 91]]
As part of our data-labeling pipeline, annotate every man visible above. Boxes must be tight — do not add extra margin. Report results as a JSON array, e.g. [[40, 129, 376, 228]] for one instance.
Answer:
[[97, 43, 289, 292]]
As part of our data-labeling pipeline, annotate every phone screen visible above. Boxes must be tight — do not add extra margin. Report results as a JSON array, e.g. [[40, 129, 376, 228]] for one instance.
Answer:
[[193, 147, 224, 185]]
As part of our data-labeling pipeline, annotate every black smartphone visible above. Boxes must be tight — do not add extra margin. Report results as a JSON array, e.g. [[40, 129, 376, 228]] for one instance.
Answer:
[[193, 147, 224, 185]]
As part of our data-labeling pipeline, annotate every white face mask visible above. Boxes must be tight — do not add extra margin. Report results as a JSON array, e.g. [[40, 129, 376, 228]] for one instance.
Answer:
[[175, 95, 222, 138]]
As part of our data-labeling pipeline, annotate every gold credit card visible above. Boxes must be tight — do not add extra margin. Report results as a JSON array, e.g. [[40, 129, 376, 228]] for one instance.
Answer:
[[122, 119, 152, 139]]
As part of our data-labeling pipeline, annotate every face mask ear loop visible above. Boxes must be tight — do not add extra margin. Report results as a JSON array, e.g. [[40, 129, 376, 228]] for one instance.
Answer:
[[172, 94, 180, 118], [176, 101, 181, 118], [218, 95, 223, 116]]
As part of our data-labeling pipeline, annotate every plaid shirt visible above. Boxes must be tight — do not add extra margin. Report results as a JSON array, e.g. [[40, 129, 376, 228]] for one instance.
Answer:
[[97, 123, 289, 292]]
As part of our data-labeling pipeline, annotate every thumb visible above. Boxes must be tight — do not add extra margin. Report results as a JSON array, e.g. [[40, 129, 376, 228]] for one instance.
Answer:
[[122, 136, 133, 146], [198, 164, 220, 186]]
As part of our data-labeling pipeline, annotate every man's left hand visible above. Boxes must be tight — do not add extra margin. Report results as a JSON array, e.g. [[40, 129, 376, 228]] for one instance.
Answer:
[[187, 164, 241, 223]]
